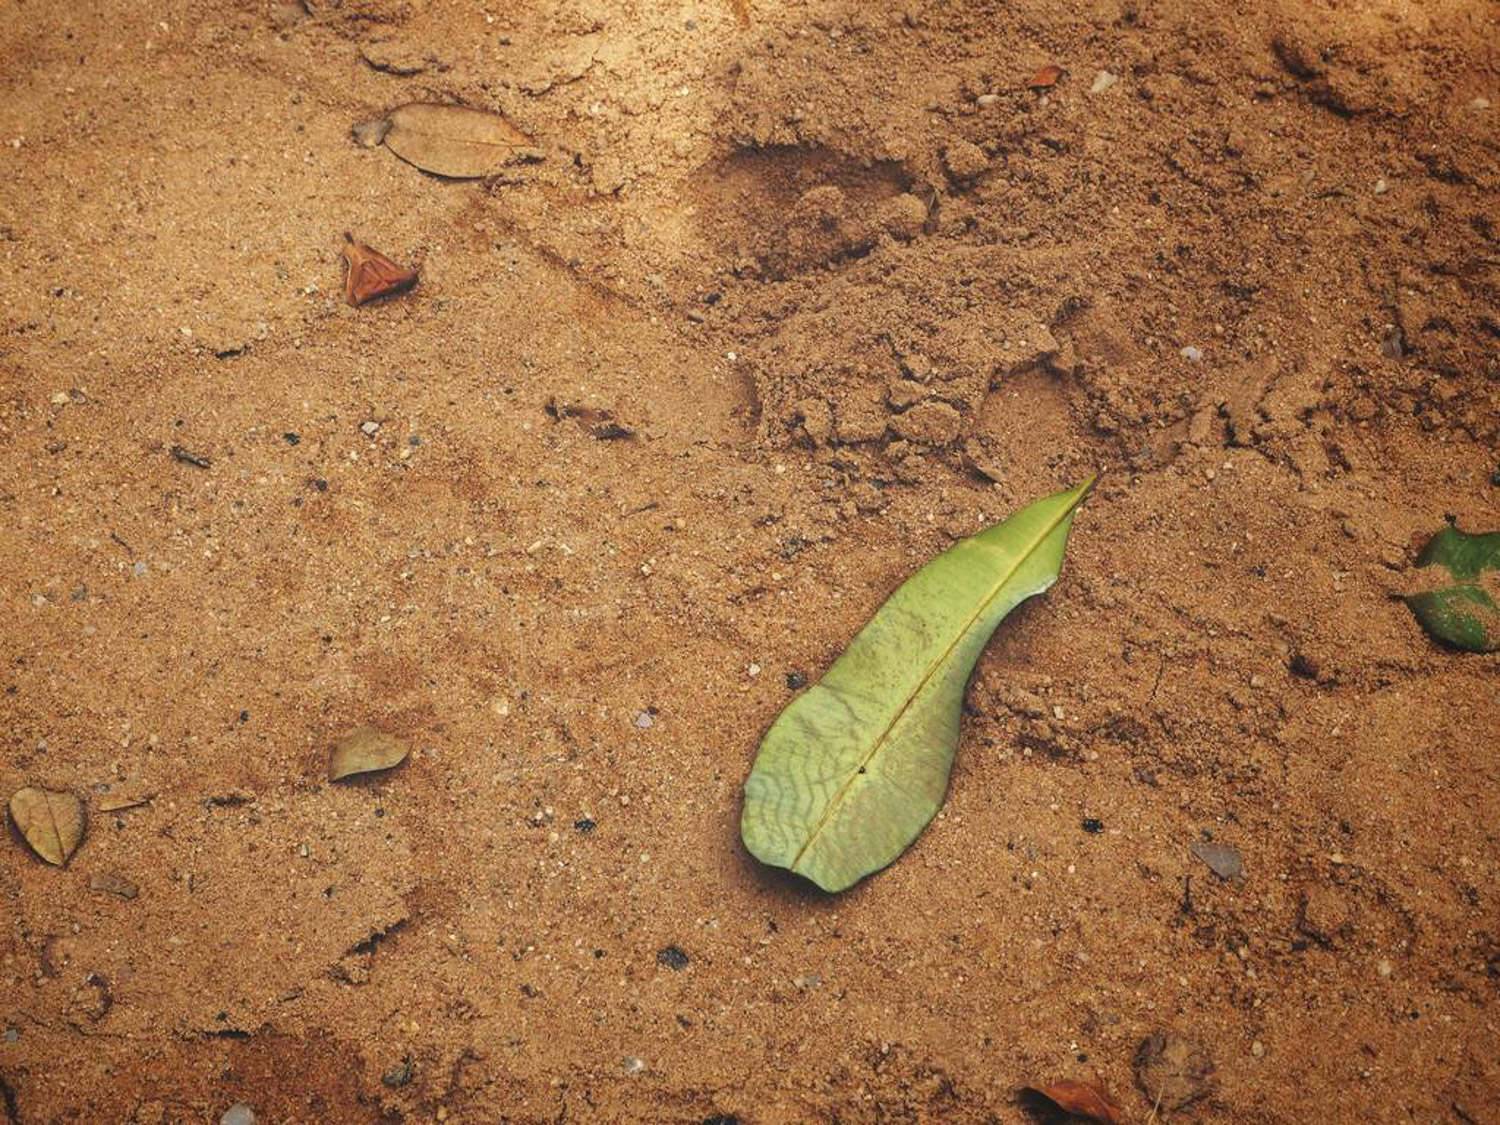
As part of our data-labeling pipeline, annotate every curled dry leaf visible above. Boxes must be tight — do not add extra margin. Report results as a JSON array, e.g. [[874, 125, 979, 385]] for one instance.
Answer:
[[329, 725, 411, 781], [1029, 63, 1066, 89], [1022, 1078, 1125, 1124], [341, 233, 418, 307], [381, 102, 535, 179], [8, 786, 86, 866]]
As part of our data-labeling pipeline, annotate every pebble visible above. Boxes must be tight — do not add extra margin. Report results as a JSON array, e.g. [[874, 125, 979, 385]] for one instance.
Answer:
[[975, 93, 999, 107], [633, 710, 654, 729], [1373, 178, 1389, 195], [622, 1056, 646, 1075], [1081, 818, 1104, 834], [656, 945, 690, 971], [1180, 345, 1204, 362], [1251, 1040, 1265, 1058], [1090, 70, 1119, 94], [574, 817, 596, 834], [3, 1027, 17, 1043], [1472, 96, 1491, 110], [221, 1106, 256, 1125], [132, 561, 148, 578], [1377, 958, 1393, 978], [360, 420, 381, 436]]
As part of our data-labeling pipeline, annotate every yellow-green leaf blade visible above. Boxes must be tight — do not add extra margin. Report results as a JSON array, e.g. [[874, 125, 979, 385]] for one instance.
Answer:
[[741, 478, 1094, 892]]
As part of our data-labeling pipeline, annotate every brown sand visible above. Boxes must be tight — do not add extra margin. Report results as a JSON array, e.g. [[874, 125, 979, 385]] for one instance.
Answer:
[[1, 1, 1497, 1121]]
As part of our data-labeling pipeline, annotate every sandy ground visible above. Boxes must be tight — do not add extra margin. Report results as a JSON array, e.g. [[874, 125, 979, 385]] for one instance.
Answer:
[[2, 0, 1498, 1121]]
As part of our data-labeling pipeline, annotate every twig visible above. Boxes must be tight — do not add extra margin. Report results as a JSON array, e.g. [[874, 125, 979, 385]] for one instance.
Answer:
[[170, 445, 212, 469]]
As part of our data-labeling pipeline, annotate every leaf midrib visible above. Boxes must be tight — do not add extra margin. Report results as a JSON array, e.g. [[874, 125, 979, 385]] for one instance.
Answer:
[[788, 489, 1086, 877]]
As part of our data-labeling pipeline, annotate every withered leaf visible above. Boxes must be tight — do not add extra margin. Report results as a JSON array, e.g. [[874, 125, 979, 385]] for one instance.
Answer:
[[1028, 64, 1066, 89], [351, 117, 392, 148], [341, 233, 418, 307], [90, 872, 139, 900], [97, 793, 153, 813], [382, 103, 535, 179], [544, 397, 636, 440], [1135, 1031, 1215, 1111], [329, 726, 410, 781], [1021, 1078, 1124, 1124], [8, 786, 86, 866]]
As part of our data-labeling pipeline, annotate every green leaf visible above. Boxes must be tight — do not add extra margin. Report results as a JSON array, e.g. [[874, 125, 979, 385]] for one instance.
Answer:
[[740, 477, 1095, 892], [1404, 524, 1500, 653]]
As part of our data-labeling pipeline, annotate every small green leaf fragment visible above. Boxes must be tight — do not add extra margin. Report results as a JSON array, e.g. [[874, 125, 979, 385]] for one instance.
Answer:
[[329, 726, 410, 781], [1405, 524, 1500, 653]]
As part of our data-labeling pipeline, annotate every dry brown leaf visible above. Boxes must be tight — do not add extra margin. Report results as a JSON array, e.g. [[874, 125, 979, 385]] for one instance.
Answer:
[[8, 786, 86, 866], [96, 792, 153, 813], [1134, 1031, 1215, 1111], [329, 726, 410, 781], [1028, 63, 1066, 89], [90, 872, 139, 900], [1022, 1078, 1125, 1124], [341, 233, 418, 307], [382, 103, 535, 179]]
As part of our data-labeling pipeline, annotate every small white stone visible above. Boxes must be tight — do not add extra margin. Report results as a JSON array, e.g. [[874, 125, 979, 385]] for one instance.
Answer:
[[1373, 178, 1389, 195], [361, 420, 381, 435], [1377, 958, 1393, 978], [1251, 1040, 1265, 1058], [622, 1056, 646, 1075], [1181, 345, 1204, 362], [1471, 96, 1491, 110], [976, 93, 999, 107], [221, 1105, 256, 1125], [1090, 70, 1119, 95], [747, 662, 761, 677]]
